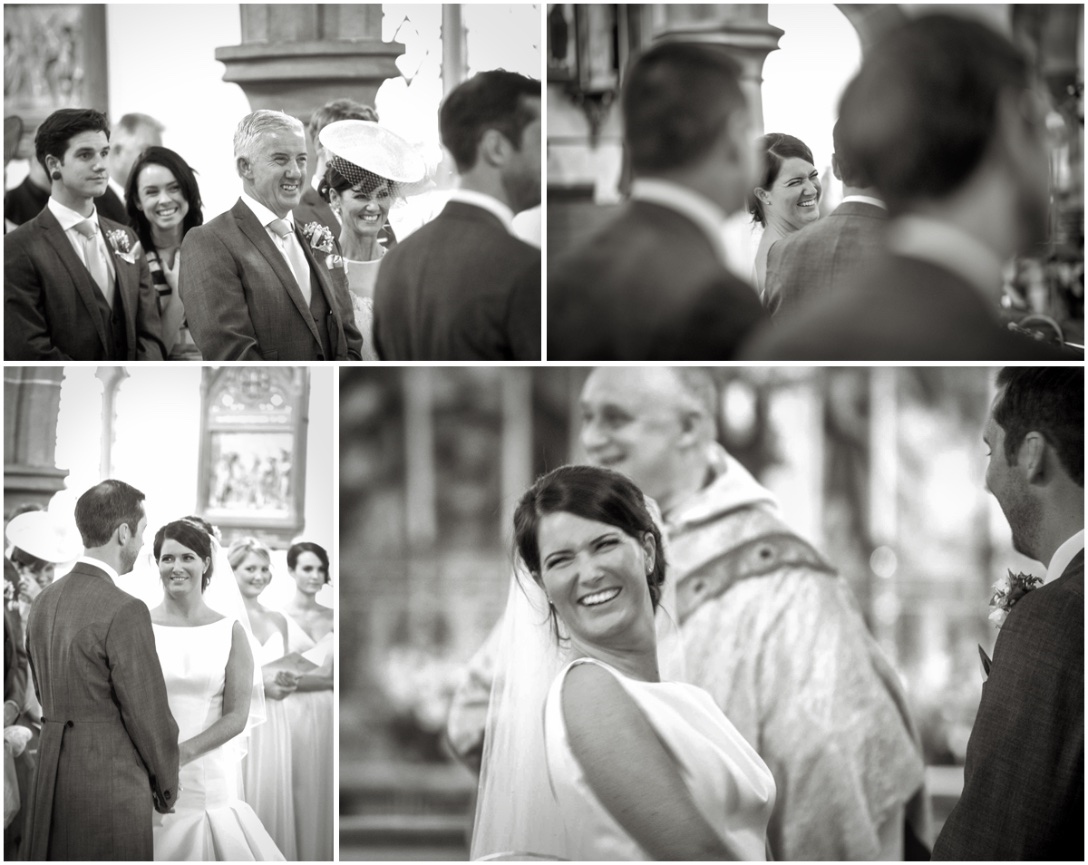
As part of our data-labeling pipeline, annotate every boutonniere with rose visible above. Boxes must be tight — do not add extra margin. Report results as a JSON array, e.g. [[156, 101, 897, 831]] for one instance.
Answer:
[[106, 228, 137, 264], [978, 569, 1043, 679], [301, 222, 343, 271]]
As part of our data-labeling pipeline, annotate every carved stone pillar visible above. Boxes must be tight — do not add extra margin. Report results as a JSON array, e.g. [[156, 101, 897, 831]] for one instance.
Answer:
[[647, 4, 783, 135], [216, 4, 405, 120], [4, 368, 68, 513]]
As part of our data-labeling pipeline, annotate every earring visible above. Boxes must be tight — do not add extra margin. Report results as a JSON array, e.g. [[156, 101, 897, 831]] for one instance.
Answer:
[[50, 170, 61, 181]]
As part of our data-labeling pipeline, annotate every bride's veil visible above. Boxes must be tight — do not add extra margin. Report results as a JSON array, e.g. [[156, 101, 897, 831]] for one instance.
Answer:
[[470, 497, 685, 860]]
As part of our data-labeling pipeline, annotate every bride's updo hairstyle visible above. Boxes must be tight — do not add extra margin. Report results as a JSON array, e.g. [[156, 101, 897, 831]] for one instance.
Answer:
[[153, 518, 214, 592], [513, 464, 667, 636]]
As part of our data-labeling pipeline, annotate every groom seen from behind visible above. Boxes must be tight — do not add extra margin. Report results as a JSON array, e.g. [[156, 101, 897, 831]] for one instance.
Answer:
[[5, 108, 166, 361], [933, 368, 1084, 860], [21, 480, 180, 861], [179, 110, 363, 360]]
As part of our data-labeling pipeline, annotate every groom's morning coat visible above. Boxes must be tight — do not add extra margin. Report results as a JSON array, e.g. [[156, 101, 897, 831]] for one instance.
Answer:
[[22, 562, 179, 860], [932, 551, 1084, 860]]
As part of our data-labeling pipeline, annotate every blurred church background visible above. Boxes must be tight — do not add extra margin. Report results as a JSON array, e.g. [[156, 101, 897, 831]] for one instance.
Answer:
[[548, 2, 1083, 345], [5, 366, 335, 611], [3, 3, 541, 243], [339, 366, 1038, 859]]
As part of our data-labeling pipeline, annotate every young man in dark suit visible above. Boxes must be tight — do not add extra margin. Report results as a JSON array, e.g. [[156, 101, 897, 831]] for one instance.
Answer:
[[933, 367, 1083, 859], [547, 42, 766, 361], [178, 109, 363, 360], [372, 70, 541, 360], [22, 480, 179, 860], [4, 108, 166, 360], [744, 15, 1073, 360]]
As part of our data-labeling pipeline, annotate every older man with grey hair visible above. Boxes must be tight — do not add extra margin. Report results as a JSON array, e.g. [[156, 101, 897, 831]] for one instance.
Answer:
[[179, 109, 362, 360], [449, 367, 929, 860]]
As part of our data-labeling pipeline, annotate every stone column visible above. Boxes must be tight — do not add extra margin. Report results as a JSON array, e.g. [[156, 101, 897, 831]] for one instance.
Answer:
[[216, 4, 405, 120], [647, 4, 783, 135], [4, 368, 68, 513]]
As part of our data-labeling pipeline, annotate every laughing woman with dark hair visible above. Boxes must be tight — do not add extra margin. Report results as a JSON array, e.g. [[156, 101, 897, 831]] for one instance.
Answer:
[[747, 133, 821, 297], [126, 146, 204, 359]]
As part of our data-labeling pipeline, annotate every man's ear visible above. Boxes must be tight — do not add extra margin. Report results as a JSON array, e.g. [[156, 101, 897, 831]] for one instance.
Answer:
[[1018, 431, 1048, 485], [237, 156, 252, 181], [116, 522, 131, 546], [478, 128, 509, 169], [677, 409, 706, 447]]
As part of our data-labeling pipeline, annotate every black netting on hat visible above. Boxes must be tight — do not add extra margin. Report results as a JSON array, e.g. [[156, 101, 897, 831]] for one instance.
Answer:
[[328, 156, 399, 198]]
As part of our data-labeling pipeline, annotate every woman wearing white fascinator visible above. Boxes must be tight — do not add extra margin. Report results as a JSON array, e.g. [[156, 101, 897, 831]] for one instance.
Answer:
[[317, 120, 430, 359]]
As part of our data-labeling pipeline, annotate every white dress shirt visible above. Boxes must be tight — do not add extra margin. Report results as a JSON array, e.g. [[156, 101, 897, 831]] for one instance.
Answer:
[[1045, 529, 1085, 585], [629, 178, 731, 268], [239, 192, 312, 296], [840, 195, 887, 210], [47, 197, 117, 285], [76, 555, 122, 587]]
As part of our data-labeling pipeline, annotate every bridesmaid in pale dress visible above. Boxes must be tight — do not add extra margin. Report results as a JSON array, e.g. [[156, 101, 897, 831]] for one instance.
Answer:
[[229, 538, 299, 860], [281, 542, 334, 862]]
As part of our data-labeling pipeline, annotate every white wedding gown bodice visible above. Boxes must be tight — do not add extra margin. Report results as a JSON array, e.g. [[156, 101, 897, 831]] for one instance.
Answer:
[[345, 257, 381, 361], [152, 618, 284, 861], [544, 658, 776, 860]]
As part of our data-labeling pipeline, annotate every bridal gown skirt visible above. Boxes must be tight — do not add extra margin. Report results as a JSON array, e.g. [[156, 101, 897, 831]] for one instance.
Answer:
[[152, 619, 285, 861]]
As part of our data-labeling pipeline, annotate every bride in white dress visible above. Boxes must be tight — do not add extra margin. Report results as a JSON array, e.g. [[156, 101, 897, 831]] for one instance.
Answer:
[[315, 119, 430, 360], [149, 519, 284, 861], [472, 466, 776, 860]]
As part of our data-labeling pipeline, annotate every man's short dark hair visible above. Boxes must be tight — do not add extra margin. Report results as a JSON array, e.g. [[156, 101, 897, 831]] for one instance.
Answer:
[[308, 99, 378, 142], [837, 14, 1029, 214], [622, 41, 746, 176], [439, 70, 540, 172], [114, 112, 164, 139], [35, 108, 110, 173], [995, 367, 1083, 487], [74, 479, 145, 547], [831, 117, 872, 189]]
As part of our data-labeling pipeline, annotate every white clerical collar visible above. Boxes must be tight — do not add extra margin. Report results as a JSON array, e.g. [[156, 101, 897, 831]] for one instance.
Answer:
[[888, 215, 1004, 301], [240, 191, 293, 230], [446, 189, 514, 233], [47, 196, 98, 231], [1046, 529, 1085, 585], [840, 195, 887, 210], [629, 178, 730, 267], [77, 555, 121, 586]]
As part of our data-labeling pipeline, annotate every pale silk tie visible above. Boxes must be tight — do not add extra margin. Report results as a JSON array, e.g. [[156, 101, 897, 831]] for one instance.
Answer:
[[268, 218, 312, 304], [72, 219, 115, 309]]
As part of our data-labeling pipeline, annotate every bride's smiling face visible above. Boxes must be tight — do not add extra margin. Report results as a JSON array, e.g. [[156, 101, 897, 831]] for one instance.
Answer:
[[234, 551, 272, 599], [536, 510, 655, 646], [158, 538, 208, 599]]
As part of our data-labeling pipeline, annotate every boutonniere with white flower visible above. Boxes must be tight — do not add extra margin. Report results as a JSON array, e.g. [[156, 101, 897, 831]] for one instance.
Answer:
[[979, 570, 1042, 681], [301, 222, 335, 254], [106, 228, 137, 264], [988, 569, 1043, 628]]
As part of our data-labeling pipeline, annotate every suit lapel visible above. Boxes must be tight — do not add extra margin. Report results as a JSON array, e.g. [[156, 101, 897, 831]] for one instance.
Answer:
[[294, 224, 344, 352], [232, 201, 322, 339], [35, 208, 110, 352], [100, 219, 138, 359]]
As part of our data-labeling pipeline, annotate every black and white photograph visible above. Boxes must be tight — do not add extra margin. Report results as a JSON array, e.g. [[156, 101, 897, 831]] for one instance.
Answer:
[[4, 366, 336, 860], [546, 3, 1083, 361], [3, 4, 542, 362], [339, 366, 1083, 859]]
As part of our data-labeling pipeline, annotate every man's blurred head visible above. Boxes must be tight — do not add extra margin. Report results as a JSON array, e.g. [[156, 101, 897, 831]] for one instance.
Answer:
[[108, 113, 164, 189], [837, 14, 1049, 251]]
